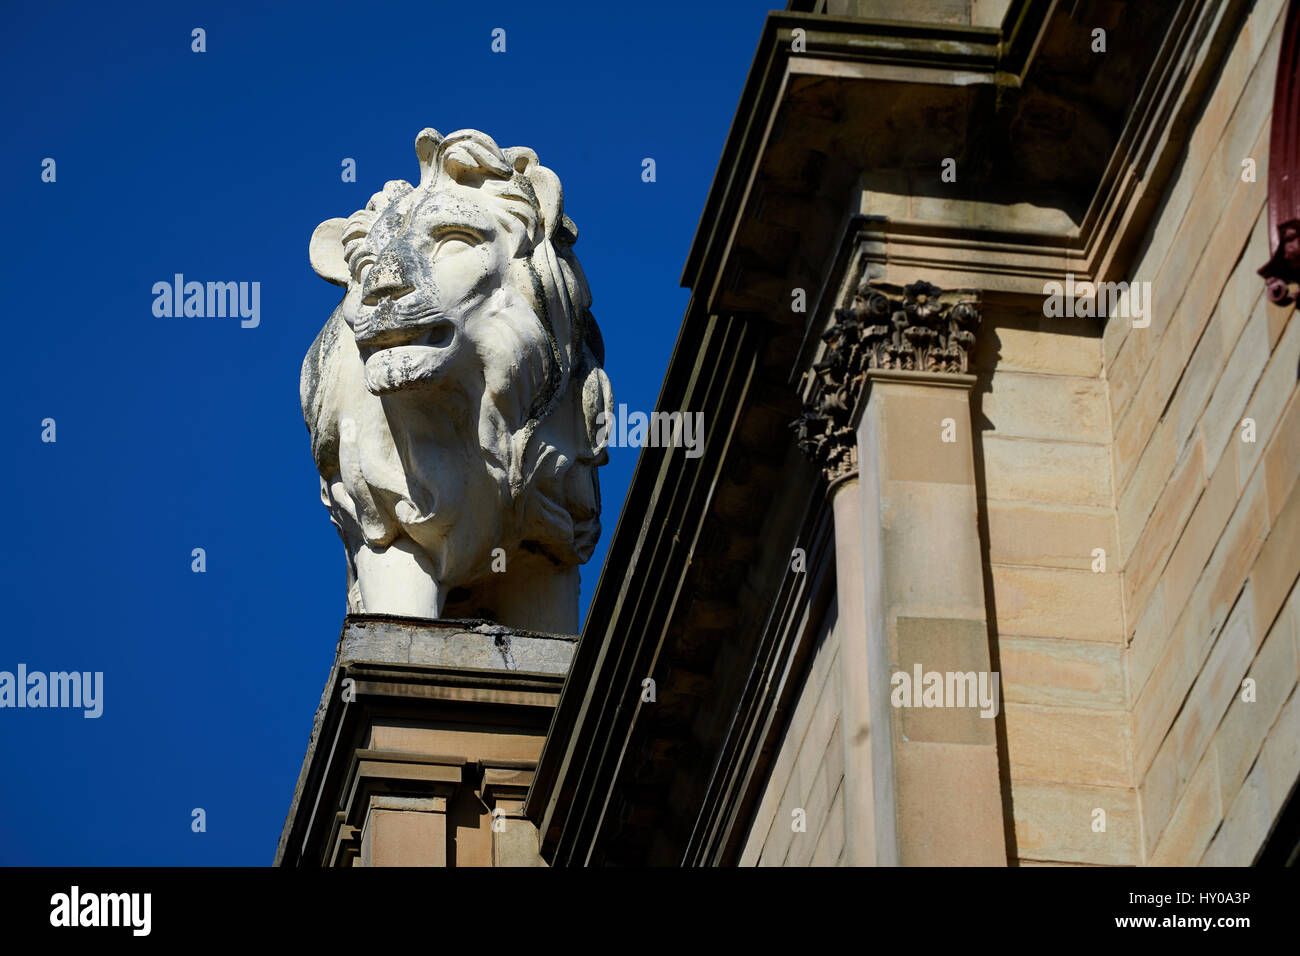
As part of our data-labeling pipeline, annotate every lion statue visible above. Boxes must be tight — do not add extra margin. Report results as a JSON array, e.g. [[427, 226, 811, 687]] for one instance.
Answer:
[[300, 128, 613, 634]]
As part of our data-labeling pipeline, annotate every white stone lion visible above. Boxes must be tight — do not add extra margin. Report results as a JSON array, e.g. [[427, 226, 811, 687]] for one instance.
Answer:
[[301, 128, 613, 633]]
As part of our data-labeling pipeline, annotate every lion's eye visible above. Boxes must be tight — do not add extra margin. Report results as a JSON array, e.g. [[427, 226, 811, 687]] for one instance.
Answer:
[[347, 250, 376, 286], [432, 229, 479, 256], [343, 232, 370, 273]]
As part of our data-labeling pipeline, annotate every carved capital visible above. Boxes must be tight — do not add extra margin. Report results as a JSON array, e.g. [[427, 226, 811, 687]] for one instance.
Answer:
[[792, 278, 981, 484], [854, 279, 981, 375]]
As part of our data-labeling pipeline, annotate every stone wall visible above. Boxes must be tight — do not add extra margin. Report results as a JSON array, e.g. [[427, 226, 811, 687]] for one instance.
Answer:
[[739, 603, 845, 865], [972, 306, 1136, 864], [1103, 0, 1300, 866], [925, 0, 1300, 867]]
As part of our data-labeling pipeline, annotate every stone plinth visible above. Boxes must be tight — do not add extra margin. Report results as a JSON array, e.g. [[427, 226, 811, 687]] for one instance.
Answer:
[[275, 615, 575, 867]]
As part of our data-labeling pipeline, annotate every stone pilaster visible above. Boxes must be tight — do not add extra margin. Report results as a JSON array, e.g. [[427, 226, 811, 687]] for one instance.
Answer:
[[795, 278, 1006, 866], [793, 321, 876, 864]]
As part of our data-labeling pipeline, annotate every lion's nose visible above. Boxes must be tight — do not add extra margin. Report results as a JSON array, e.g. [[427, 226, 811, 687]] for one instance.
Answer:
[[361, 248, 416, 305]]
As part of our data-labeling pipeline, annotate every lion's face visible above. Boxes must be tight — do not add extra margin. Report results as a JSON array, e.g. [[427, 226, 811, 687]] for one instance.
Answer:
[[339, 177, 521, 396]]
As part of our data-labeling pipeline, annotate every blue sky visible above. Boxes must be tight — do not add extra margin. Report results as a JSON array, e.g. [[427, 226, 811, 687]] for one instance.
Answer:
[[0, 0, 773, 865]]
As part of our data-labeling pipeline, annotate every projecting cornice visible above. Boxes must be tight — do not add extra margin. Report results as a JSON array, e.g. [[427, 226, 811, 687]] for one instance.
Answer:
[[682, 0, 1253, 321], [793, 279, 981, 485]]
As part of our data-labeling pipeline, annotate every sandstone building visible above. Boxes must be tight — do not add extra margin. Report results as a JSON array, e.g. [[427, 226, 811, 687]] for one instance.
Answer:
[[279, 0, 1300, 866]]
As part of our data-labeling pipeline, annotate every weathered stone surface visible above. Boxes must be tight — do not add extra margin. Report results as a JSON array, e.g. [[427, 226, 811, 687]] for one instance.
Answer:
[[1265, 391, 1300, 520], [1251, 477, 1300, 638], [302, 128, 612, 633], [985, 502, 1116, 572], [979, 372, 1109, 443], [982, 437, 1112, 508], [493, 817, 548, 867], [1117, 422, 1177, 562], [1003, 703, 1131, 786], [1149, 749, 1221, 866], [1138, 582, 1262, 856], [1202, 688, 1300, 864], [1202, 302, 1270, 479], [895, 616, 997, 745], [1212, 601, 1297, 806], [991, 566, 1124, 642], [895, 741, 1004, 865], [999, 637, 1126, 710], [275, 614, 569, 867], [1136, 581, 1254, 785], [973, 317, 1101, 378], [1012, 781, 1139, 866], [741, 616, 843, 867], [360, 803, 448, 867], [1122, 437, 1204, 616], [811, 783, 847, 866], [1126, 580, 1168, 694], [1159, 444, 1239, 617], [338, 615, 576, 675], [1239, 311, 1300, 493]]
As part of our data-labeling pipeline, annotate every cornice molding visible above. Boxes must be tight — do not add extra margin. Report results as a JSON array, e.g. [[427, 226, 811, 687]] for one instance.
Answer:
[[685, 0, 1253, 320], [680, 3, 1051, 296]]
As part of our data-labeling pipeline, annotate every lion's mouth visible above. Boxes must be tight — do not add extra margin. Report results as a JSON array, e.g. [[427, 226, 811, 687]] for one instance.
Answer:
[[421, 321, 454, 349], [360, 318, 461, 394], [353, 300, 454, 348]]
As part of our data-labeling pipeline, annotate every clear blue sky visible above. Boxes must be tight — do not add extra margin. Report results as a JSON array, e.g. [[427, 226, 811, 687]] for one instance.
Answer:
[[0, 0, 775, 865]]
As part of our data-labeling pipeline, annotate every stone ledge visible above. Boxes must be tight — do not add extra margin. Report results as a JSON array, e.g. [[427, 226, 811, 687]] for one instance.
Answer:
[[338, 614, 578, 675]]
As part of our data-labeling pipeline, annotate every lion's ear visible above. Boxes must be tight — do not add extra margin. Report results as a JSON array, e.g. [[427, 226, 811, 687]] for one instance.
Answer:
[[582, 360, 614, 457], [526, 164, 565, 242], [309, 218, 350, 287], [414, 128, 443, 184], [503, 146, 538, 174]]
